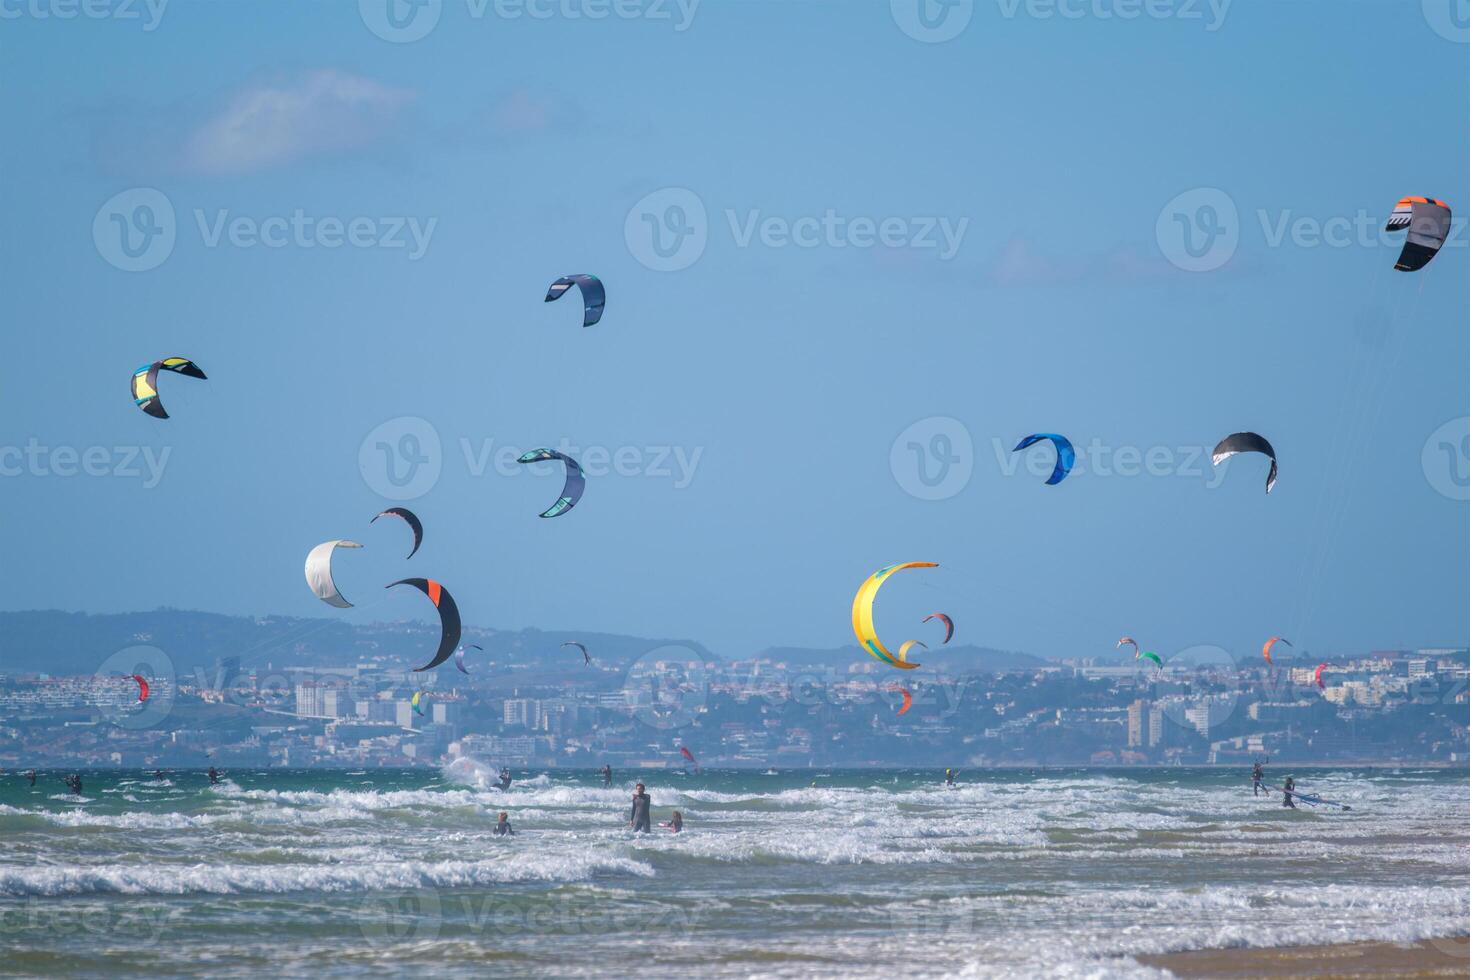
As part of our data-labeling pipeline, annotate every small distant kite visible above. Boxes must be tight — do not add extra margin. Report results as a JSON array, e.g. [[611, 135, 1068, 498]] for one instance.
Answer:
[[1262, 635, 1292, 666], [304, 540, 364, 608], [1212, 432, 1278, 493], [1139, 651, 1163, 669], [562, 641, 591, 665], [897, 640, 927, 667], [388, 578, 463, 672], [131, 674, 149, 702], [1385, 197, 1451, 272], [545, 274, 605, 327], [923, 613, 955, 645], [517, 449, 586, 518], [893, 685, 913, 716], [131, 357, 206, 419], [1314, 662, 1334, 689], [372, 507, 423, 559], [1013, 433, 1075, 485], [411, 691, 426, 717], [455, 644, 482, 675], [1117, 636, 1140, 658]]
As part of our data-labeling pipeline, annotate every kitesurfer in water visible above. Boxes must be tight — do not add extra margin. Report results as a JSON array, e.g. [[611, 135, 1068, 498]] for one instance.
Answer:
[[1282, 776, 1297, 809], [208, 767, 222, 785], [25, 769, 36, 786], [601, 764, 612, 787], [65, 774, 82, 795], [629, 783, 652, 833], [498, 768, 512, 791], [494, 811, 515, 836], [1252, 761, 1264, 796], [154, 769, 165, 780], [660, 810, 683, 833], [945, 768, 955, 787]]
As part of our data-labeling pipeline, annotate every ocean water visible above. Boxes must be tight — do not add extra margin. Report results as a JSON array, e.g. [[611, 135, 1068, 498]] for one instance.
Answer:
[[2, 765, 1469, 977]]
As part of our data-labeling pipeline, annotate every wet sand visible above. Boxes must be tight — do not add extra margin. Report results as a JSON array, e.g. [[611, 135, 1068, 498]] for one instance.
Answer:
[[1139, 937, 1470, 977]]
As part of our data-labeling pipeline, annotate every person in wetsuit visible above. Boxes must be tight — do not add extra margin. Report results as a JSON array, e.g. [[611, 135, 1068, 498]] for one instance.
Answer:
[[494, 811, 515, 836], [25, 770, 36, 787], [65, 774, 82, 795], [1252, 761, 1264, 796], [945, 768, 956, 787], [629, 782, 652, 833], [497, 768, 512, 791], [154, 769, 165, 780], [601, 764, 612, 788], [208, 767, 222, 785], [1282, 775, 1297, 809]]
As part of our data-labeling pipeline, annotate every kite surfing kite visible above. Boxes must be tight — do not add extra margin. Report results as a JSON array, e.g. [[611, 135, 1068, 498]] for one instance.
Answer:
[[562, 641, 591, 665], [1262, 635, 1292, 666], [411, 691, 426, 717], [131, 357, 206, 419], [898, 640, 927, 666], [891, 685, 913, 716], [130, 674, 149, 702], [1013, 433, 1075, 485], [304, 540, 363, 608], [544, 274, 605, 327], [371, 507, 423, 559], [852, 563, 936, 670], [1385, 197, 1451, 272], [1117, 636, 1139, 658], [1139, 651, 1163, 669], [455, 643, 482, 675], [517, 449, 586, 518], [679, 746, 700, 774], [1314, 662, 1333, 690], [387, 578, 462, 672], [1212, 432, 1278, 493], [923, 613, 955, 644]]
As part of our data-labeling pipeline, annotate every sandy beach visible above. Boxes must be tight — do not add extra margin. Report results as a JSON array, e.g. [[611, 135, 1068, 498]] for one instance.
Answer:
[[1140, 937, 1470, 978]]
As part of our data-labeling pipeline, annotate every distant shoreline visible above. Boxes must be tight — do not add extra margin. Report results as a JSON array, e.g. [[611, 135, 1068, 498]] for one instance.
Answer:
[[1137, 936, 1470, 977]]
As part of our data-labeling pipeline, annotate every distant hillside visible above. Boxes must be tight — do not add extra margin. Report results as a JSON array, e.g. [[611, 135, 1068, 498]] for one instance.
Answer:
[[0, 609, 712, 677], [754, 644, 1047, 673]]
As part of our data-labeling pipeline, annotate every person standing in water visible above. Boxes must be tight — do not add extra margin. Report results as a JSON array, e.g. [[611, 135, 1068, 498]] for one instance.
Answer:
[[629, 782, 652, 833], [208, 767, 222, 786], [494, 811, 515, 836], [945, 768, 956, 787], [1282, 775, 1297, 809], [660, 811, 683, 833], [65, 774, 82, 795], [1251, 761, 1264, 796], [601, 764, 612, 788], [25, 769, 36, 787], [497, 768, 513, 791]]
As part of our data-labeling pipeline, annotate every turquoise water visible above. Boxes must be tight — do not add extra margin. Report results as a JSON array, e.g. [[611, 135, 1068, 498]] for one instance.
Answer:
[[3, 765, 1469, 977]]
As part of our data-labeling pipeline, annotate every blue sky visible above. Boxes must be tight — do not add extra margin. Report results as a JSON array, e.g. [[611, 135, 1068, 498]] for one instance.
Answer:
[[1, 0, 1466, 662]]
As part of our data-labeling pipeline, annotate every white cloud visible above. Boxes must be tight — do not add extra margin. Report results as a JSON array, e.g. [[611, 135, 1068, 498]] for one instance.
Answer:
[[182, 70, 414, 175]]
